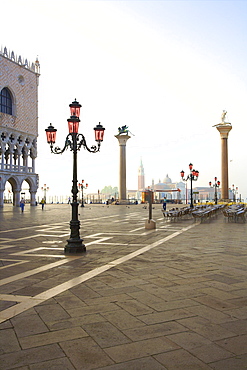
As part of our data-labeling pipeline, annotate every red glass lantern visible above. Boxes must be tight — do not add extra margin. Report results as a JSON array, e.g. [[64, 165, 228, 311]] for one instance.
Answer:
[[86, 183, 88, 188], [68, 116, 80, 134], [189, 163, 193, 170], [214, 177, 217, 181], [94, 122, 105, 142], [195, 170, 199, 177], [69, 100, 81, 118], [217, 181, 220, 186], [45, 124, 57, 144], [180, 170, 185, 178], [209, 181, 212, 186]]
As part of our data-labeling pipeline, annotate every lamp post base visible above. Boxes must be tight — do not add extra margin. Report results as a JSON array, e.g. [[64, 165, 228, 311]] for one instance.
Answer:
[[64, 239, 86, 254]]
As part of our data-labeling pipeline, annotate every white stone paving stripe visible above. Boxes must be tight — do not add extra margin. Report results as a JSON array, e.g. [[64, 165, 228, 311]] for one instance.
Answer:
[[0, 258, 79, 287]]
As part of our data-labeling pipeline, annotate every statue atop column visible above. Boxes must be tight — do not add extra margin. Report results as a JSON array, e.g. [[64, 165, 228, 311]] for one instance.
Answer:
[[213, 110, 231, 127], [118, 125, 129, 135]]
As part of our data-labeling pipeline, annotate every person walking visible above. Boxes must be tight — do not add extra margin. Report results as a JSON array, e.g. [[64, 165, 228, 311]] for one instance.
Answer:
[[40, 198, 45, 210], [20, 198, 25, 212]]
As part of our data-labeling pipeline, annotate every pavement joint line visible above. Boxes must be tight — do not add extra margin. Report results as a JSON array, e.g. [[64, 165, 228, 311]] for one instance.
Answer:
[[0, 222, 197, 323]]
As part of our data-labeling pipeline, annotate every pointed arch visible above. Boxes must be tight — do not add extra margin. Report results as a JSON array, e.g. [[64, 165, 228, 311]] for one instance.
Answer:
[[0, 87, 13, 115]]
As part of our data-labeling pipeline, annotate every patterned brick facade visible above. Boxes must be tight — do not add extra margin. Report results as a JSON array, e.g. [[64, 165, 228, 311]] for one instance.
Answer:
[[0, 47, 40, 207]]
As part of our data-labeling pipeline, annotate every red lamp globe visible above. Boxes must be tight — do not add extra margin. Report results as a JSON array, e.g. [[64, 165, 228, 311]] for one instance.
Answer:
[[68, 116, 80, 134], [180, 170, 185, 178], [94, 122, 105, 142], [69, 100, 81, 118], [45, 124, 57, 144]]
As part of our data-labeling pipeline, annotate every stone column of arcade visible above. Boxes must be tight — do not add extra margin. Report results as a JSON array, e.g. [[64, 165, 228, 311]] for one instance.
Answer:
[[115, 130, 131, 204], [214, 111, 232, 201]]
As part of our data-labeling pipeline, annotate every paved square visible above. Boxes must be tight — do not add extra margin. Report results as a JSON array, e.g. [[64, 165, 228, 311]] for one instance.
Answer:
[[0, 203, 246, 369]]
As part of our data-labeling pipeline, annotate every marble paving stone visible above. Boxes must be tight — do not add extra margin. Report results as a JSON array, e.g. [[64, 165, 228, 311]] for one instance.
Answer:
[[0, 328, 21, 354], [29, 357, 75, 370], [220, 319, 247, 335], [115, 299, 154, 316], [54, 294, 87, 310], [209, 354, 247, 370], [83, 321, 131, 348], [185, 304, 234, 324], [177, 316, 236, 341], [101, 309, 146, 330], [104, 336, 180, 363], [0, 343, 65, 370], [19, 326, 88, 349], [96, 356, 167, 369], [83, 293, 132, 306], [224, 307, 247, 320], [10, 312, 49, 338], [215, 334, 247, 355], [189, 343, 234, 363], [69, 284, 101, 300], [34, 303, 71, 323], [46, 313, 106, 331], [154, 348, 213, 370], [193, 295, 237, 310], [59, 337, 114, 370], [67, 302, 121, 317], [198, 287, 240, 300], [137, 308, 195, 325], [166, 331, 212, 350], [123, 321, 188, 341], [146, 298, 200, 312]]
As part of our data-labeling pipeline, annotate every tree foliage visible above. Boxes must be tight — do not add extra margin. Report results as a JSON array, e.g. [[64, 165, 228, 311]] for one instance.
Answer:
[[101, 186, 118, 197]]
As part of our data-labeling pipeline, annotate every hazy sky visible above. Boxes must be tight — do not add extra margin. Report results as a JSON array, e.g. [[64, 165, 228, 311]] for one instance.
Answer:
[[2, 0, 247, 199]]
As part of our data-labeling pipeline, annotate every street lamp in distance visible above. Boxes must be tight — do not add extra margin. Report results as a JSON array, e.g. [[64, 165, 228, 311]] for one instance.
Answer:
[[78, 180, 88, 207], [232, 184, 238, 202], [41, 184, 49, 202], [209, 177, 220, 204], [180, 163, 199, 208]]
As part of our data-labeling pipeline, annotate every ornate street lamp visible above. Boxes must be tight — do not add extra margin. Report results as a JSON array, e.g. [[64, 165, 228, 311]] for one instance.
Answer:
[[78, 180, 88, 207], [209, 177, 220, 204], [45, 100, 105, 254], [180, 163, 199, 208], [41, 184, 49, 202], [232, 184, 238, 202]]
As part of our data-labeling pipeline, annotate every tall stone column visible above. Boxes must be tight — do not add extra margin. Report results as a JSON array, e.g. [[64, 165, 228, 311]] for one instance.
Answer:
[[115, 134, 131, 202], [214, 112, 232, 201]]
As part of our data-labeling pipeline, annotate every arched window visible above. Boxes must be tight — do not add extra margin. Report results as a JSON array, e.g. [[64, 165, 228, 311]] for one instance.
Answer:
[[0, 88, 12, 115]]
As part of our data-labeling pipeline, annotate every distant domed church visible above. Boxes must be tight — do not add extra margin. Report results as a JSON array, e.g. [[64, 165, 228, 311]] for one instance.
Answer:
[[151, 174, 185, 201], [163, 174, 172, 184]]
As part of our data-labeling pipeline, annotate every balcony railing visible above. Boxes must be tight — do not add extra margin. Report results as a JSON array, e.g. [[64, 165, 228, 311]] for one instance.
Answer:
[[1, 164, 34, 173]]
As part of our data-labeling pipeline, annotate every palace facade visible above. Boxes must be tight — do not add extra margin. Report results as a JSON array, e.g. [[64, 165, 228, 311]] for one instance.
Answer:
[[0, 47, 40, 207]]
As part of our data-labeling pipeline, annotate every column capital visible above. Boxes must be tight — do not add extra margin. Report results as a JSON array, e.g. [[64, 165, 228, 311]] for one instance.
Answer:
[[115, 134, 131, 145], [215, 124, 232, 139]]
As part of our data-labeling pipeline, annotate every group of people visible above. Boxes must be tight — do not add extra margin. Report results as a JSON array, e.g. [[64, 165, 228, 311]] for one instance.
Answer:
[[19, 198, 46, 212]]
